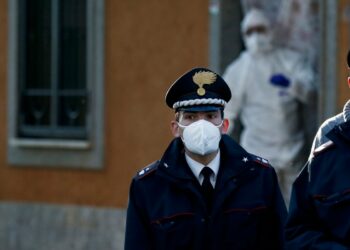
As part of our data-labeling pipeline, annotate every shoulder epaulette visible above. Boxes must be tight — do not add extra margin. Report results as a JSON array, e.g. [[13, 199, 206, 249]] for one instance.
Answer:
[[312, 140, 335, 157], [250, 154, 270, 168], [136, 160, 159, 179]]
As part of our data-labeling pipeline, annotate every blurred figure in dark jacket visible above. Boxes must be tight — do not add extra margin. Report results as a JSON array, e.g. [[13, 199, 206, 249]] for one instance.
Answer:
[[285, 51, 350, 249]]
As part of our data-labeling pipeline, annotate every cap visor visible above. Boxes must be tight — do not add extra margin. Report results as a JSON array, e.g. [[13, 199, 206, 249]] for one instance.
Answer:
[[177, 105, 223, 112]]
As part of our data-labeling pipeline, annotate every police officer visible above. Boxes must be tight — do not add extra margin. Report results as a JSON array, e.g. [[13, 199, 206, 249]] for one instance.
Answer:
[[124, 67, 287, 250], [285, 52, 350, 249]]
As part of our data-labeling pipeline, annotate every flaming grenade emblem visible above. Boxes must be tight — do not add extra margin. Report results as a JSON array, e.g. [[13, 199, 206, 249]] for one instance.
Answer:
[[192, 71, 217, 96]]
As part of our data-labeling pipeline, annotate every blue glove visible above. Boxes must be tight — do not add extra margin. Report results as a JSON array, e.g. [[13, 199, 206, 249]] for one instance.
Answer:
[[270, 74, 290, 88]]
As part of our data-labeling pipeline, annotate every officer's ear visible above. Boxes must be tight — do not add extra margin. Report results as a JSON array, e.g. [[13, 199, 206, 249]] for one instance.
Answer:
[[171, 112, 181, 137], [221, 119, 229, 134], [171, 120, 181, 137]]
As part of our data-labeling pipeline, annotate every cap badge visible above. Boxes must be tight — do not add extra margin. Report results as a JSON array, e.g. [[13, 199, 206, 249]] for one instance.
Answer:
[[192, 71, 217, 96]]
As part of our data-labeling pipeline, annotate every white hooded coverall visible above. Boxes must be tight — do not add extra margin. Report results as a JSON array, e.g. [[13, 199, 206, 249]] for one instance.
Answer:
[[223, 8, 315, 206]]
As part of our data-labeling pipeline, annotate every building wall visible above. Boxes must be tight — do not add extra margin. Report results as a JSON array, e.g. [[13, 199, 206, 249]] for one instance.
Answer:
[[0, 1, 209, 249], [0, 1, 6, 157], [0, 0, 209, 208], [0, 202, 126, 250]]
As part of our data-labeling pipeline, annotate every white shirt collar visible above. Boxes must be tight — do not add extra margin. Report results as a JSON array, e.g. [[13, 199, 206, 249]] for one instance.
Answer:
[[185, 150, 220, 187]]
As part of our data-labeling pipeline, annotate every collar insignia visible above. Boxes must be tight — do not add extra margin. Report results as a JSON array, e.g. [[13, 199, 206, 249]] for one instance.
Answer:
[[192, 71, 217, 96]]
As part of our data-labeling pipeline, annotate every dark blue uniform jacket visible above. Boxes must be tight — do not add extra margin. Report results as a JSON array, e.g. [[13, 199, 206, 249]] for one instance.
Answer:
[[286, 121, 350, 249], [125, 135, 287, 250]]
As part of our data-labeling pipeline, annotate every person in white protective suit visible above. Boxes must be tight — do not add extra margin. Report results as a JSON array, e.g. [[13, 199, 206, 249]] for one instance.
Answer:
[[223, 8, 315, 206]]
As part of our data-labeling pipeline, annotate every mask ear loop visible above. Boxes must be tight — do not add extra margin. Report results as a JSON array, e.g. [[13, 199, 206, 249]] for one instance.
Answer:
[[176, 122, 187, 141], [215, 121, 224, 128], [177, 122, 187, 129]]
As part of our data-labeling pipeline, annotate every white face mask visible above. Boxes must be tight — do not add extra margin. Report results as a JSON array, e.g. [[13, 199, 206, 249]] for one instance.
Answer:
[[245, 33, 272, 54], [178, 120, 222, 156]]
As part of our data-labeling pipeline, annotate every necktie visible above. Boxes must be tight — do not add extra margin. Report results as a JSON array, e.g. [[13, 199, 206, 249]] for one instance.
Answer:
[[201, 167, 214, 211]]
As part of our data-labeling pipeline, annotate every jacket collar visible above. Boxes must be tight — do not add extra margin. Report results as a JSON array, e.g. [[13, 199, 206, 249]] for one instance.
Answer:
[[326, 120, 350, 147], [215, 135, 254, 191], [157, 138, 196, 181], [157, 135, 252, 186]]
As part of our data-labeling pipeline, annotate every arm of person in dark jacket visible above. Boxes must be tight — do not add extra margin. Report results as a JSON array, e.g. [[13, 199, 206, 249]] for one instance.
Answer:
[[285, 166, 349, 250], [124, 179, 153, 250]]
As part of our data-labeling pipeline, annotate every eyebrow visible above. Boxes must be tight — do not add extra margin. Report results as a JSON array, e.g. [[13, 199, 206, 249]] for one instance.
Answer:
[[182, 111, 219, 115]]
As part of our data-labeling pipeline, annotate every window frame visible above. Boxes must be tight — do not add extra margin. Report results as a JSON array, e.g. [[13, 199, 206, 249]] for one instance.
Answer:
[[7, 0, 105, 169]]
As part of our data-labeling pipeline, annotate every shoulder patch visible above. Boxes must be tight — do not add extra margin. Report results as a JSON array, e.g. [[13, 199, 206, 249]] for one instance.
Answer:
[[250, 154, 270, 168], [136, 160, 159, 179], [312, 140, 335, 157]]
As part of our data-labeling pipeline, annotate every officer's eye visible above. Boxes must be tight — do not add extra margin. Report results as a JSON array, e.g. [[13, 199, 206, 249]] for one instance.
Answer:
[[206, 113, 218, 119], [183, 113, 196, 120]]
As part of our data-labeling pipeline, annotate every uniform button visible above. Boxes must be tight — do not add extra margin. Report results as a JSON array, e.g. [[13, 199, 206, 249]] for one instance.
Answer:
[[201, 218, 206, 223], [250, 168, 255, 171], [233, 178, 237, 182]]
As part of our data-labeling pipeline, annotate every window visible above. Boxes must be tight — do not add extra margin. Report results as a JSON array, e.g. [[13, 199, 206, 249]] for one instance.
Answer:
[[7, 0, 105, 168]]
